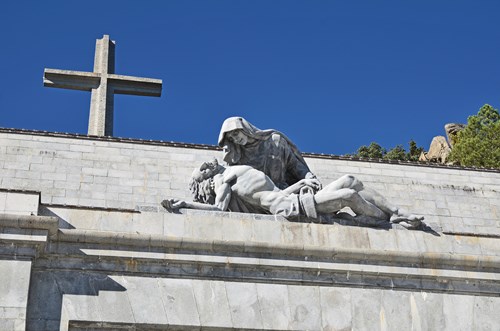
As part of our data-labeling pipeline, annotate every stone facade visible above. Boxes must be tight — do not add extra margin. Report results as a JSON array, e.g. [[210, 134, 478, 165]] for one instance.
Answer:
[[1, 128, 499, 330]]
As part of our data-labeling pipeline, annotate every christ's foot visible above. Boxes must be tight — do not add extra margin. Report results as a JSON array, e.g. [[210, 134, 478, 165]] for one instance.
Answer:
[[390, 212, 424, 229]]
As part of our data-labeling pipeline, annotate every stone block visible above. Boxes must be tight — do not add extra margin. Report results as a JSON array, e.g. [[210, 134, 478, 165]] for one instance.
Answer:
[[41, 172, 67, 181], [0, 260, 31, 308], [4, 161, 30, 170], [191, 280, 233, 328], [78, 198, 106, 208], [130, 212, 163, 235], [0, 192, 6, 211], [4, 191, 39, 215], [108, 169, 133, 178], [15, 170, 41, 180], [169, 152, 196, 162], [50, 197, 78, 206], [450, 235, 482, 255], [94, 146, 121, 155], [394, 229, 425, 252], [409, 292, 445, 330], [479, 237, 500, 256], [351, 288, 382, 331], [225, 281, 263, 329], [162, 213, 186, 237], [287, 285, 322, 330], [0, 319, 16, 331], [327, 225, 370, 250], [61, 294, 102, 324], [473, 296, 499, 330], [54, 180, 79, 190], [442, 293, 474, 330], [107, 184, 133, 194], [256, 283, 291, 329], [218, 216, 251, 242], [367, 228, 398, 251], [99, 211, 134, 232], [157, 278, 200, 327], [380, 290, 412, 331], [120, 276, 168, 324], [96, 288, 135, 324], [0, 307, 25, 320], [281, 222, 307, 245], [82, 167, 107, 176], [184, 213, 223, 241], [93, 176, 119, 185], [319, 287, 352, 330], [0, 169, 16, 180], [69, 144, 95, 153]]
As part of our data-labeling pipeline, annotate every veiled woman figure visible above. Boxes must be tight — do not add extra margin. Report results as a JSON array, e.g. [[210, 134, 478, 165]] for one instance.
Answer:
[[218, 117, 320, 191]]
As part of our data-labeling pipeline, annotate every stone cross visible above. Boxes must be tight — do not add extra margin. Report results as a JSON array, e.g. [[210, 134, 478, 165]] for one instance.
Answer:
[[43, 35, 162, 136]]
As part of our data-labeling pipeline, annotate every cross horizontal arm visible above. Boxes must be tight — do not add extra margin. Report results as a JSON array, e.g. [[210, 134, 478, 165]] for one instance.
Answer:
[[43, 69, 100, 91], [108, 74, 162, 97]]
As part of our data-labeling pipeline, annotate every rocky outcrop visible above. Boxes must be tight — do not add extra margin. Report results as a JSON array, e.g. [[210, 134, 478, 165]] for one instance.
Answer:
[[445, 123, 465, 147], [419, 136, 451, 164], [420, 123, 465, 164]]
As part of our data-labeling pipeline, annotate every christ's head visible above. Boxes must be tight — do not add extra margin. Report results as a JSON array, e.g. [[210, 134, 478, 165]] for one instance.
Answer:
[[189, 158, 222, 204]]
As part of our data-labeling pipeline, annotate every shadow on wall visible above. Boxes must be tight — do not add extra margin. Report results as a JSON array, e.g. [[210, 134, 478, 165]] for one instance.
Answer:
[[38, 205, 75, 230], [26, 270, 126, 330]]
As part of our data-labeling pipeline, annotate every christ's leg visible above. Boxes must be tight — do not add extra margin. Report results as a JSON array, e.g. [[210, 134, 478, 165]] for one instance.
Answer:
[[314, 188, 387, 220], [358, 188, 424, 228], [320, 175, 364, 194]]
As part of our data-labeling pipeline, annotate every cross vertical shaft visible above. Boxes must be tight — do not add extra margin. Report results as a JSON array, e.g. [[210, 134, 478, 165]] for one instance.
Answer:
[[89, 36, 115, 136]]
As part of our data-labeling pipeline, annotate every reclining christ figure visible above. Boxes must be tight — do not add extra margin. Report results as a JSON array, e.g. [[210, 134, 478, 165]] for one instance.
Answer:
[[162, 159, 424, 229]]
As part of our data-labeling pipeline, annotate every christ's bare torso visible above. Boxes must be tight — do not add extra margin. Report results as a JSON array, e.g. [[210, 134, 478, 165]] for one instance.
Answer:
[[213, 165, 290, 212]]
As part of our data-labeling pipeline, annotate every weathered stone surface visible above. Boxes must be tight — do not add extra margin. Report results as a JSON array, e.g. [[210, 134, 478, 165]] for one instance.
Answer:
[[351, 288, 382, 331], [419, 135, 451, 163], [443, 294, 474, 330], [410, 292, 445, 330], [0, 191, 39, 215], [225, 282, 263, 329], [473, 296, 499, 330], [288, 285, 322, 330], [319, 287, 352, 330], [191, 280, 233, 328], [157, 278, 200, 327], [121, 276, 168, 325], [0, 260, 31, 330], [256, 283, 292, 329], [380, 290, 412, 331], [95, 281, 135, 324]]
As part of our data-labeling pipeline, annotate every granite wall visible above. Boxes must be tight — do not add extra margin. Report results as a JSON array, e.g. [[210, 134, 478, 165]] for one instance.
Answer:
[[0, 129, 499, 330]]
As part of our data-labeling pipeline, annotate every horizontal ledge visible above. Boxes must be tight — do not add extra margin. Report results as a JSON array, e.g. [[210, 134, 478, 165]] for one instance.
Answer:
[[0, 213, 58, 237], [57, 229, 500, 271], [79, 248, 500, 283]]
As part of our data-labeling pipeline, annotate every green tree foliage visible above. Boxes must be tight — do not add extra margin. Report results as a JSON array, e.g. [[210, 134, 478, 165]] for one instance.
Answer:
[[353, 140, 424, 161], [384, 145, 406, 160], [408, 139, 424, 161], [448, 104, 500, 168], [356, 142, 386, 158]]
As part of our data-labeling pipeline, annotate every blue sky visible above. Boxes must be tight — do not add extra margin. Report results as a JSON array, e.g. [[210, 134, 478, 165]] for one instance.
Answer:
[[1, 1, 499, 155]]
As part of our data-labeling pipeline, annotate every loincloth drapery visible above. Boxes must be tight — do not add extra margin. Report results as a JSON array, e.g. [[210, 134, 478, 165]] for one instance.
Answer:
[[270, 191, 317, 219]]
